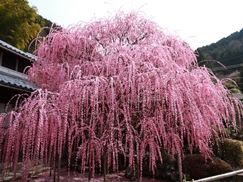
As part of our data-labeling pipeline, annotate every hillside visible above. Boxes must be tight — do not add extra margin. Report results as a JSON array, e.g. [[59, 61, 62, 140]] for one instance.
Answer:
[[24, 15, 59, 53], [0, 0, 59, 52], [199, 28, 243, 72], [198, 28, 243, 92]]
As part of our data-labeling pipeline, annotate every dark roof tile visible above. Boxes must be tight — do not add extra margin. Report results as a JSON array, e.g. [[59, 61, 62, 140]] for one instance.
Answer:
[[0, 40, 36, 60], [0, 73, 36, 92]]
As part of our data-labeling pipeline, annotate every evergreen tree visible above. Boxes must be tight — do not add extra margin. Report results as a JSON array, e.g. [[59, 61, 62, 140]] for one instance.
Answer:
[[196, 48, 215, 69], [239, 66, 243, 92], [0, 0, 41, 50]]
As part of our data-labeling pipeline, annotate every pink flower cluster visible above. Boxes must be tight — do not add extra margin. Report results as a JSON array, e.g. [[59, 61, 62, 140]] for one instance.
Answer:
[[0, 12, 242, 181]]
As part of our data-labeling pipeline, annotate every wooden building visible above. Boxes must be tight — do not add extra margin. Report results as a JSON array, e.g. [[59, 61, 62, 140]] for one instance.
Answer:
[[0, 40, 36, 113]]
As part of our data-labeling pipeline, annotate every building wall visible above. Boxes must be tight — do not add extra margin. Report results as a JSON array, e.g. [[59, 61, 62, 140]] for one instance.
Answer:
[[0, 41, 34, 113]]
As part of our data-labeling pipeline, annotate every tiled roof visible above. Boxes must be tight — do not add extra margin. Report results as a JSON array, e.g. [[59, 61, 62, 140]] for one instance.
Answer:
[[0, 72, 37, 92], [0, 40, 37, 92], [0, 40, 36, 60]]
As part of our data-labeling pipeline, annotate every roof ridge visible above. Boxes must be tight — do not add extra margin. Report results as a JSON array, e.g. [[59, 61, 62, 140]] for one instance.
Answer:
[[0, 40, 37, 60]]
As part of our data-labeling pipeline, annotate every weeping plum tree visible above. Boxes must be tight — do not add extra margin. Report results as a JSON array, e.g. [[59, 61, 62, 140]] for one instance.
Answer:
[[0, 12, 242, 181]]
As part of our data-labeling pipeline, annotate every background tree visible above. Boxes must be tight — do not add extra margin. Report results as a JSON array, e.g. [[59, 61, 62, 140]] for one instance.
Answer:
[[199, 28, 243, 76], [195, 48, 205, 63], [24, 14, 60, 53], [0, 0, 41, 50], [239, 66, 243, 92], [0, 12, 242, 182]]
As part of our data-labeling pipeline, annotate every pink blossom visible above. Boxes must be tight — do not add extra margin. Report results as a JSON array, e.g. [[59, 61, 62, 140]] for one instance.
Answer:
[[0, 11, 242, 181]]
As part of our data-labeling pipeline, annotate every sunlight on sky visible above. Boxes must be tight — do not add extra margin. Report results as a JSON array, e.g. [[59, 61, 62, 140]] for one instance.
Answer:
[[28, 0, 243, 49]]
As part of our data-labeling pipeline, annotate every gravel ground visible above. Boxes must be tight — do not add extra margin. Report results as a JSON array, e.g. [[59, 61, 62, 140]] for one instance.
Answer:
[[29, 168, 167, 182]]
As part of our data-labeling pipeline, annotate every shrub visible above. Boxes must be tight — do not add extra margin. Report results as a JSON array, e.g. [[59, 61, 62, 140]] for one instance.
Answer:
[[141, 149, 179, 181], [155, 150, 179, 181], [125, 166, 137, 181], [213, 138, 243, 168], [183, 154, 232, 180]]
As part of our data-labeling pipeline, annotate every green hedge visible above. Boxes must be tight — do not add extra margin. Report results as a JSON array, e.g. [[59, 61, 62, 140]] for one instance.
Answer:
[[213, 138, 243, 168], [183, 154, 232, 180]]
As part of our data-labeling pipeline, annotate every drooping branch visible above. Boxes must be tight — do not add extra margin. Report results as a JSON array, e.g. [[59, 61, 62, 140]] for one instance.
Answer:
[[0, 11, 242, 181]]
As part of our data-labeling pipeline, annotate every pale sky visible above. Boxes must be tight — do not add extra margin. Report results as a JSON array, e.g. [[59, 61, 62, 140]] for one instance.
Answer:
[[28, 0, 243, 50]]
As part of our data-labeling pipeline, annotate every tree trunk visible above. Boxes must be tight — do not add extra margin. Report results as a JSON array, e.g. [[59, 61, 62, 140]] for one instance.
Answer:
[[177, 153, 182, 182], [57, 156, 60, 182], [88, 155, 91, 180], [103, 146, 107, 182], [53, 160, 56, 182], [136, 162, 141, 182]]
